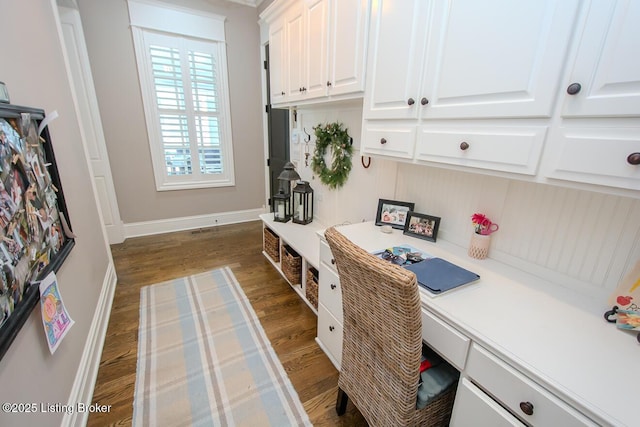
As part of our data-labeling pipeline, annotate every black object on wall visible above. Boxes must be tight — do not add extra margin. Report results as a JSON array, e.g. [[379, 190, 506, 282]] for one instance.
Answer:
[[264, 43, 290, 209], [0, 104, 75, 361]]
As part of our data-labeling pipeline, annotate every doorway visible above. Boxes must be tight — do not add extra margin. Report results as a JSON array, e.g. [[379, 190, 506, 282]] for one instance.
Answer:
[[265, 44, 289, 211], [59, 6, 125, 244]]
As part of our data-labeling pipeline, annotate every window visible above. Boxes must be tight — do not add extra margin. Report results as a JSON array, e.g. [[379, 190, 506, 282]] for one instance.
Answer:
[[128, 0, 234, 190]]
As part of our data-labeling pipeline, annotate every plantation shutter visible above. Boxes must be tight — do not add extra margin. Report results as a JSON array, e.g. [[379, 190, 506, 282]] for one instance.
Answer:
[[128, 1, 234, 191]]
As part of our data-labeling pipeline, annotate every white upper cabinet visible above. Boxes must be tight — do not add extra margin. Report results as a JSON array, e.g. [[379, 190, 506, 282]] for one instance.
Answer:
[[327, 0, 369, 96], [268, 16, 287, 104], [305, 0, 329, 99], [364, 0, 580, 120], [423, 0, 579, 120], [541, 0, 640, 192], [363, 0, 429, 120], [561, 0, 640, 118], [285, 3, 305, 103], [262, 0, 370, 106]]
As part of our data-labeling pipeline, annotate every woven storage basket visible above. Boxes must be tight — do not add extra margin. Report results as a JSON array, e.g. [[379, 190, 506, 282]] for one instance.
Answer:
[[263, 226, 280, 262], [281, 244, 302, 285], [306, 267, 319, 309]]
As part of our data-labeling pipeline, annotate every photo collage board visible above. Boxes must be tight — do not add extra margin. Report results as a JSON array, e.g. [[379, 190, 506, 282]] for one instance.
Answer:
[[0, 104, 75, 360]]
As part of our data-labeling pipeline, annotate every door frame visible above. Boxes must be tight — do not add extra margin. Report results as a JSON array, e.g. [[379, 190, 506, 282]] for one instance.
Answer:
[[261, 23, 293, 212], [58, 6, 125, 244]]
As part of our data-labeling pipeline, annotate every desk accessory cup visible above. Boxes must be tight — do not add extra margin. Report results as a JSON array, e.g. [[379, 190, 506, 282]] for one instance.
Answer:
[[468, 213, 498, 260]]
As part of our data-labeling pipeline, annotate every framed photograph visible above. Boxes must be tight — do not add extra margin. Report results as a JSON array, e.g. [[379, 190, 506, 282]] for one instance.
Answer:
[[375, 199, 415, 230], [403, 211, 441, 242]]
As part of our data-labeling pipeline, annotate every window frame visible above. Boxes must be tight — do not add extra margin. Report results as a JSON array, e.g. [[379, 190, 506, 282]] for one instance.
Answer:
[[128, 0, 235, 191]]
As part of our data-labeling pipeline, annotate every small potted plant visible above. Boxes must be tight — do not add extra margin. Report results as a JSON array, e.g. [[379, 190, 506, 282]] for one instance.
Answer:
[[469, 213, 499, 259]]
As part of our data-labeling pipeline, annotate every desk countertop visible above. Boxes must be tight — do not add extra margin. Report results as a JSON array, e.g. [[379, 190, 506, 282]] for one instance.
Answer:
[[334, 221, 637, 427]]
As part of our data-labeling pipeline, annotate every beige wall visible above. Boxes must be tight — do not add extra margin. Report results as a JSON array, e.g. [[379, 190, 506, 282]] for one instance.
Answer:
[[76, 0, 266, 224], [0, 0, 111, 425]]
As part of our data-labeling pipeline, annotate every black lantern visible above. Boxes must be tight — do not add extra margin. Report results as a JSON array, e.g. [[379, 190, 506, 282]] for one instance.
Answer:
[[273, 162, 300, 223], [277, 162, 301, 189], [292, 181, 313, 224], [273, 189, 291, 222]]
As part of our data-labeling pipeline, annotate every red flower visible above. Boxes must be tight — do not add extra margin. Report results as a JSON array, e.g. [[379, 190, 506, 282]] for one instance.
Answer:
[[471, 212, 499, 235], [471, 213, 487, 225]]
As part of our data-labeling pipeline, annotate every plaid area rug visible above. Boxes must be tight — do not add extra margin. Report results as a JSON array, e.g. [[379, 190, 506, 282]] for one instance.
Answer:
[[133, 267, 312, 426]]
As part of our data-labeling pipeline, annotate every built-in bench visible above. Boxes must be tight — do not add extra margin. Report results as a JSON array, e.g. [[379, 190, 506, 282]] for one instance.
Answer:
[[259, 213, 326, 314]]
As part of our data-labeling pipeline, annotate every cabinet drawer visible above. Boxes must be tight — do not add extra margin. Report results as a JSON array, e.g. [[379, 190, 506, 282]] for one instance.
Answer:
[[319, 240, 337, 273], [450, 378, 526, 427], [415, 124, 547, 175], [317, 303, 343, 369], [421, 309, 470, 371], [466, 344, 597, 427], [361, 121, 416, 159], [546, 125, 640, 191], [319, 263, 343, 321]]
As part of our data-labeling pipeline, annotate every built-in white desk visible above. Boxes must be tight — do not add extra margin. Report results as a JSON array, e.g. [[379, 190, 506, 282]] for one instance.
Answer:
[[317, 221, 636, 427]]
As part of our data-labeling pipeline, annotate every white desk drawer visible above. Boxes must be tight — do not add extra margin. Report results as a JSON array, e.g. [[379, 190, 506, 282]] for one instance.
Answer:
[[319, 240, 337, 273], [466, 344, 597, 427], [319, 263, 343, 321], [317, 303, 343, 369], [421, 309, 470, 370], [450, 378, 526, 427]]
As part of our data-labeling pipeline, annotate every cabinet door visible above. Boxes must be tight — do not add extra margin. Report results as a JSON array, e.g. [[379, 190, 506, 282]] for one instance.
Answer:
[[286, 4, 305, 103], [561, 0, 640, 118], [363, 0, 430, 120], [450, 378, 526, 427], [268, 17, 287, 104], [305, 0, 329, 100], [421, 0, 580, 119], [327, 0, 369, 96]]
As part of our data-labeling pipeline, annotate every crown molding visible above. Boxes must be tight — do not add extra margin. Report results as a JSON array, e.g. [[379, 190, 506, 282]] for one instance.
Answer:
[[222, 0, 264, 7]]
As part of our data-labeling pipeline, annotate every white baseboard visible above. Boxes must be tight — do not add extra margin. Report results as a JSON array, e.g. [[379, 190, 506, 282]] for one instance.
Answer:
[[62, 262, 118, 427], [123, 207, 268, 239]]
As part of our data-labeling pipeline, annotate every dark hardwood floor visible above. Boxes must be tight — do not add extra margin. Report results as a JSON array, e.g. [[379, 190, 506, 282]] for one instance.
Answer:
[[88, 220, 366, 426]]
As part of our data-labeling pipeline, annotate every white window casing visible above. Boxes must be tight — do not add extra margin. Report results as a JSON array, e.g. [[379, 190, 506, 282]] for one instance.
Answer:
[[128, 0, 235, 191]]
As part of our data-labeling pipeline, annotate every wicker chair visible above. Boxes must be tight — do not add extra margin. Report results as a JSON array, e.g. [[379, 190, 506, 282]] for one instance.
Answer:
[[324, 227, 456, 427]]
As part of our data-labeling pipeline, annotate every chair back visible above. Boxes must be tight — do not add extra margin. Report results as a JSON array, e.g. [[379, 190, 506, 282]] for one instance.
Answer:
[[325, 227, 426, 425]]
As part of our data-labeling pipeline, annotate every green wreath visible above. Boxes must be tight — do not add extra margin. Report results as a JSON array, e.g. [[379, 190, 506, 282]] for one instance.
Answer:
[[310, 122, 353, 189]]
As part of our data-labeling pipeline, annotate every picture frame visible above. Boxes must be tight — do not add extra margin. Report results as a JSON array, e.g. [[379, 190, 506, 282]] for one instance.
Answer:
[[375, 199, 415, 230], [403, 211, 441, 242]]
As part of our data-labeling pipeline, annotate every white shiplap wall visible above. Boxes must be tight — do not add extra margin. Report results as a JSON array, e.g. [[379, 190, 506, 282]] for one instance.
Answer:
[[292, 103, 640, 301], [395, 164, 640, 299], [295, 101, 398, 227]]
